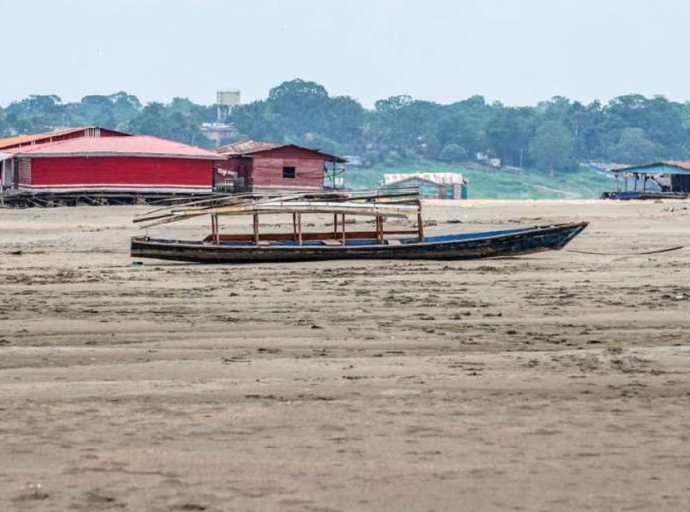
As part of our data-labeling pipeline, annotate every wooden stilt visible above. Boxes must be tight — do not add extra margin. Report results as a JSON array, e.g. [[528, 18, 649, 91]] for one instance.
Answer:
[[253, 213, 259, 244], [216, 215, 220, 244], [211, 213, 219, 244], [297, 213, 303, 246], [376, 216, 384, 245], [341, 214, 346, 244], [293, 213, 298, 241], [417, 200, 424, 242], [333, 213, 338, 240]]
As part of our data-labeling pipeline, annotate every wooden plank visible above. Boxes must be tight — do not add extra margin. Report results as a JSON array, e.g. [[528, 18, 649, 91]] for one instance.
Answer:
[[202, 230, 418, 243]]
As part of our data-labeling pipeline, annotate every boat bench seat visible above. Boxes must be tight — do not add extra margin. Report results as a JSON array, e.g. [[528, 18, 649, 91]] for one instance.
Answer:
[[321, 239, 342, 246]]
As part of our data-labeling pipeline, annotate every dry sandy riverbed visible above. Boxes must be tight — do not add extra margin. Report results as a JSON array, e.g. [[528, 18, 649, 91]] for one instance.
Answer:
[[1, 199, 690, 512]]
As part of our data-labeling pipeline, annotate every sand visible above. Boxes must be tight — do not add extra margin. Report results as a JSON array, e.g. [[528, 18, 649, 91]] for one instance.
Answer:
[[1, 199, 689, 511]]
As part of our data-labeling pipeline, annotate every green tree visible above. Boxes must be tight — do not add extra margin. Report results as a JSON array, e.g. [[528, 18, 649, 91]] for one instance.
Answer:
[[368, 96, 444, 163], [230, 100, 274, 141], [528, 120, 574, 173], [231, 79, 366, 155], [128, 101, 211, 147], [439, 143, 469, 162], [110, 92, 142, 127], [606, 127, 661, 163], [486, 106, 535, 167], [76, 95, 117, 127], [432, 96, 492, 160], [0, 107, 7, 137], [4, 95, 65, 132], [266, 79, 330, 139]]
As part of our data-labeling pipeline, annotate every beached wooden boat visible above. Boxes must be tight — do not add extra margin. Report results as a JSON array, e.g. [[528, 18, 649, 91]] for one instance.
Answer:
[[131, 190, 588, 263]]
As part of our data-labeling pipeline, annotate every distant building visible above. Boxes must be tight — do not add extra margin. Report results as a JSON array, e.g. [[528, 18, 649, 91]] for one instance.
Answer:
[[380, 172, 468, 199], [606, 160, 690, 197], [1, 134, 222, 194], [200, 122, 238, 147], [475, 153, 501, 168], [216, 139, 347, 193], [342, 155, 366, 169]]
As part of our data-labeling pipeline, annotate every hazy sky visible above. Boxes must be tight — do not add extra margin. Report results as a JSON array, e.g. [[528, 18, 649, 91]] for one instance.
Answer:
[[2, 0, 688, 108]]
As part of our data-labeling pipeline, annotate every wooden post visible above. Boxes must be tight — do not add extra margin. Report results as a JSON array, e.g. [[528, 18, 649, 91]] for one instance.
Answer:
[[211, 213, 218, 244], [417, 201, 424, 242], [297, 213, 303, 246], [376, 216, 384, 245], [333, 213, 338, 240], [293, 213, 298, 241], [341, 214, 346, 244], [215, 214, 220, 244], [253, 213, 259, 245]]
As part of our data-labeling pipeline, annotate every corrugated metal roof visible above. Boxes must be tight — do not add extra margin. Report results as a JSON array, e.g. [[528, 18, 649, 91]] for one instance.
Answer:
[[382, 172, 468, 186], [217, 139, 347, 163], [218, 139, 282, 155], [611, 160, 690, 174], [5, 135, 223, 160], [0, 126, 128, 150], [664, 160, 690, 171]]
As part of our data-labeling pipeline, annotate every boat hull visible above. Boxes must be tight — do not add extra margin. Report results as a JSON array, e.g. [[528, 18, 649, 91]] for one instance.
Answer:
[[131, 222, 588, 264]]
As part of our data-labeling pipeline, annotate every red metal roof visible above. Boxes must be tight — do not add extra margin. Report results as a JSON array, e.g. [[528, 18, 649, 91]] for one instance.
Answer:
[[6, 135, 223, 160], [217, 139, 346, 163], [0, 126, 129, 150]]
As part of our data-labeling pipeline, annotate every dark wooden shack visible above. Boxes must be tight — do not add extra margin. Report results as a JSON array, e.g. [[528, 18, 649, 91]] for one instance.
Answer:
[[606, 160, 690, 198]]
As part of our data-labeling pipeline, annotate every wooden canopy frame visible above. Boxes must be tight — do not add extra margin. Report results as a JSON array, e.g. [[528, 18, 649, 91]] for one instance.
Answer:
[[135, 189, 425, 246]]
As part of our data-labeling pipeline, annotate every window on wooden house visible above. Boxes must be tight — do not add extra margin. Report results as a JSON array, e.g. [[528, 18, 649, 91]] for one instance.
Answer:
[[282, 166, 296, 179]]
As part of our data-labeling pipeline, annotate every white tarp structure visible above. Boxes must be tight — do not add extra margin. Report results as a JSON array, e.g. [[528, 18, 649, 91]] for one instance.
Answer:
[[381, 172, 467, 187]]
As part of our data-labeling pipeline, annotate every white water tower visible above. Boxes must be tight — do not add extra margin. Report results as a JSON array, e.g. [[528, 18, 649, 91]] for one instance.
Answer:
[[216, 90, 241, 121]]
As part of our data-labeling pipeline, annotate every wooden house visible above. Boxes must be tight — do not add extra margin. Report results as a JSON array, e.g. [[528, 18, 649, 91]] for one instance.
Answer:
[[216, 139, 346, 193]]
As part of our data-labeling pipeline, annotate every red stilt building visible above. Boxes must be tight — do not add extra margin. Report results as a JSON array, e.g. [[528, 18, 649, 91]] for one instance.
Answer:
[[1, 134, 222, 194]]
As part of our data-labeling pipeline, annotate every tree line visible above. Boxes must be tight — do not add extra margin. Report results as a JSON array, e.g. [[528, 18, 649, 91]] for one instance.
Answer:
[[2, 79, 690, 173]]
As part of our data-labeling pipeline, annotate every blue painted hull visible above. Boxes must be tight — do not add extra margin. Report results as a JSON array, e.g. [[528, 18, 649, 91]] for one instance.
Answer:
[[131, 222, 588, 264]]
